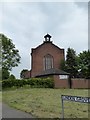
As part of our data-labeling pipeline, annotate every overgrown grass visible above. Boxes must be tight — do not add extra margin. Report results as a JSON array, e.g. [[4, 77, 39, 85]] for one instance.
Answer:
[[2, 87, 89, 118]]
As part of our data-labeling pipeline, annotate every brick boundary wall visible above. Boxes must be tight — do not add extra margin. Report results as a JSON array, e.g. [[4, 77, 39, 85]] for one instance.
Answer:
[[54, 75, 69, 88], [54, 75, 90, 89], [71, 78, 90, 89]]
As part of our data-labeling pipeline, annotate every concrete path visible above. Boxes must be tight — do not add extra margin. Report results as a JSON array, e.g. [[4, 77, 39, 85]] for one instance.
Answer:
[[1, 103, 35, 118]]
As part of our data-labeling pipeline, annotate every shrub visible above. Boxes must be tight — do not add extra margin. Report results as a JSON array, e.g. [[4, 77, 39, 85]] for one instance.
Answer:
[[2, 77, 54, 89], [8, 74, 16, 80]]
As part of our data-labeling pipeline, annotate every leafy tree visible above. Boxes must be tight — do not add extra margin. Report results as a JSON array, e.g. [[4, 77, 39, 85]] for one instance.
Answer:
[[1, 34, 21, 71], [65, 48, 78, 78], [2, 68, 10, 80], [0, 34, 2, 80], [60, 48, 90, 78], [0, 33, 21, 80], [20, 69, 29, 79], [8, 74, 16, 80], [0, 35, 2, 70], [77, 50, 90, 78], [60, 59, 67, 71]]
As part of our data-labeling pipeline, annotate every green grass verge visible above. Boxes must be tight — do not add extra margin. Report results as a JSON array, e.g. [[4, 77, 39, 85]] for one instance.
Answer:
[[0, 91, 2, 102], [2, 87, 89, 118]]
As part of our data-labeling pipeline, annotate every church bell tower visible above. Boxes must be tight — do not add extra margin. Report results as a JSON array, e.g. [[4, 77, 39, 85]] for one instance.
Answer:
[[44, 34, 52, 42]]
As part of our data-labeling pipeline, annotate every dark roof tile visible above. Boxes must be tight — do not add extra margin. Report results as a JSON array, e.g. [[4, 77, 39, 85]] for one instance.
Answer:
[[35, 68, 69, 77]]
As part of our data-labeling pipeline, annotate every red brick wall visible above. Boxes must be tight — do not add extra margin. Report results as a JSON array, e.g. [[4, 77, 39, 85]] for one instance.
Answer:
[[71, 78, 90, 88], [54, 75, 69, 88], [31, 42, 64, 77], [54, 76, 90, 89], [24, 71, 31, 79]]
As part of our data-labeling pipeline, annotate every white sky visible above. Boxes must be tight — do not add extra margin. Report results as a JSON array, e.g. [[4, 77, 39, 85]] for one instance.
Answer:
[[0, 1, 89, 78]]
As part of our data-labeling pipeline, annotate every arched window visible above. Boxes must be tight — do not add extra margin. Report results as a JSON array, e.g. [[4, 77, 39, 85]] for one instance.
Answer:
[[43, 54, 53, 70]]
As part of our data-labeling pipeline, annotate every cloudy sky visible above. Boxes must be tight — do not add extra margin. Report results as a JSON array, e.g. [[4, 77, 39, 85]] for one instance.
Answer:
[[0, 1, 89, 78]]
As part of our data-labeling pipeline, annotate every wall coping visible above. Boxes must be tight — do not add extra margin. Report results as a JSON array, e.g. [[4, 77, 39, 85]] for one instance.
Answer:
[[71, 78, 90, 80]]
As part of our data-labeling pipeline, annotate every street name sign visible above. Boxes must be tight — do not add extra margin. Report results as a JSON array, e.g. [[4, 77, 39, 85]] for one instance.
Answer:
[[61, 95, 90, 119]]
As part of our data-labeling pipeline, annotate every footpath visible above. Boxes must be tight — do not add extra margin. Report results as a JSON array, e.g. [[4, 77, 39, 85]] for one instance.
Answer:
[[1, 103, 35, 119]]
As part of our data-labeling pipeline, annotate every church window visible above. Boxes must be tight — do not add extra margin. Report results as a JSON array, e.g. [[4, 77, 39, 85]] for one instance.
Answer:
[[43, 54, 53, 70]]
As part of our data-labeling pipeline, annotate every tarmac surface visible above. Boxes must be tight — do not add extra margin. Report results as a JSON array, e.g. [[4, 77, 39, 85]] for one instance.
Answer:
[[0, 102, 2, 119], [1, 102, 35, 119]]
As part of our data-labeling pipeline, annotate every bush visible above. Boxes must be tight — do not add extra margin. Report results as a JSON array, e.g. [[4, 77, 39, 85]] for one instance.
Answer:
[[0, 81, 2, 91], [8, 74, 16, 80], [2, 77, 54, 89]]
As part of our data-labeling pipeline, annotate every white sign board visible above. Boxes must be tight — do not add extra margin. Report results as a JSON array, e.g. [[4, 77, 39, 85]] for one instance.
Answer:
[[59, 75, 68, 79]]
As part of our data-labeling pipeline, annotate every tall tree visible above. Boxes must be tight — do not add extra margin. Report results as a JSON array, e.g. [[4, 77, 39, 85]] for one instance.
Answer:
[[0, 35, 1, 67], [77, 50, 90, 78], [0, 33, 21, 79], [65, 48, 78, 78], [60, 59, 67, 71]]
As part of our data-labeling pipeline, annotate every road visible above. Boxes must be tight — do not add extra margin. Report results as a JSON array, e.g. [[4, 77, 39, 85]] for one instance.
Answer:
[[0, 102, 2, 119], [0, 103, 35, 119]]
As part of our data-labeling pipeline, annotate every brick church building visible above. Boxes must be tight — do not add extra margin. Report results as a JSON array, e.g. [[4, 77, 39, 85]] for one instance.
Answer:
[[24, 34, 90, 88], [25, 34, 70, 88], [31, 34, 65, 77]]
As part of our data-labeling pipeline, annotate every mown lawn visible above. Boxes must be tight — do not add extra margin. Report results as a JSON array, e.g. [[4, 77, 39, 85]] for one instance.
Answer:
[[2, 87, 89, 118]]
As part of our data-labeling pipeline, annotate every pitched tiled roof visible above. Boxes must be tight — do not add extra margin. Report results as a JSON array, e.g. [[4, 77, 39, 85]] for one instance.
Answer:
[[35, 68, 69, 77], [31, 41, 64, 52]]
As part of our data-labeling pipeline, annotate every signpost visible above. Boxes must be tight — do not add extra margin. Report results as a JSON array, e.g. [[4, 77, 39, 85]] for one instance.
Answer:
[[61, 95, 90, 119]]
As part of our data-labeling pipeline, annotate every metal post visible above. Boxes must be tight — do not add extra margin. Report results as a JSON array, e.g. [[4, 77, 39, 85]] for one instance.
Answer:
[[61, 96, 64, 119]]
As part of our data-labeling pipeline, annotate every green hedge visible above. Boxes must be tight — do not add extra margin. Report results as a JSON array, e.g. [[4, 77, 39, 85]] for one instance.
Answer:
[[2, 77, 54, 89]]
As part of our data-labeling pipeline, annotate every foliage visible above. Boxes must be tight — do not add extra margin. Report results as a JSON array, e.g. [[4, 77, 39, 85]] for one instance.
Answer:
[[2, 78, 54, 89], [20, 69, 29, 79], [77, 50, 90, 78], [0, 33, 21, 80], [8, 74, 16, 80], [61, 48, 78, 78], [0, 35, 2, 70], [2, 68, 10, 80], [60, 48, 90, 78], [60, 59, 66, 71], [0, 69, 1, 78], [30, 77, 54, 88], [1, 33, 21, 71]]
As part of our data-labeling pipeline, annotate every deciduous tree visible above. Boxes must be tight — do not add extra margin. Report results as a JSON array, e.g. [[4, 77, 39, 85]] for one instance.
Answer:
[[0, 33, 21, 80]]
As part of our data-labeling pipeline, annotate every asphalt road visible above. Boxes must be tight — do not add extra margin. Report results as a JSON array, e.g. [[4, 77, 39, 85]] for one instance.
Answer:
[[1, 103, 35, 119], [0, 102, 2, 119]]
